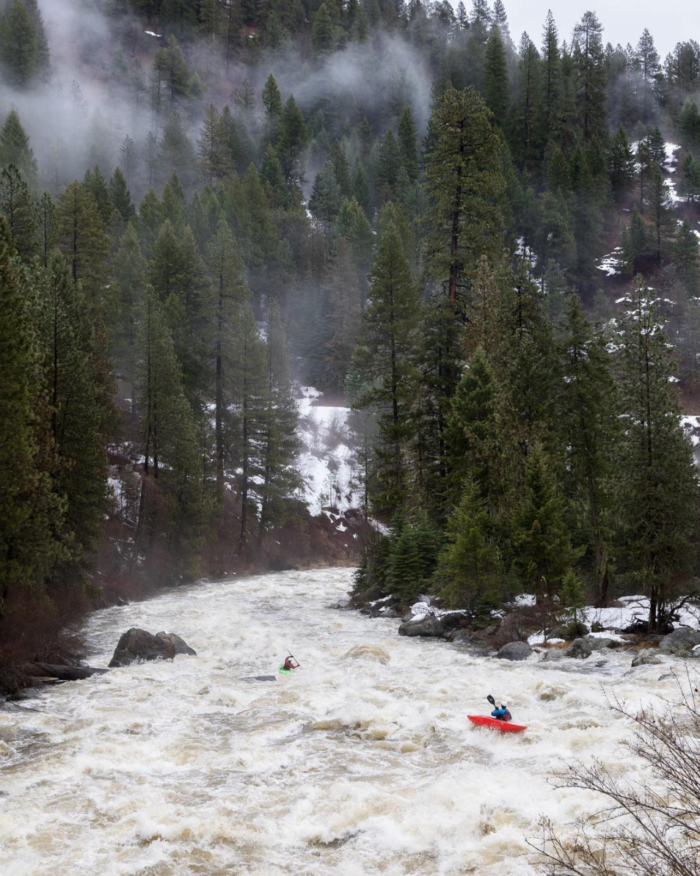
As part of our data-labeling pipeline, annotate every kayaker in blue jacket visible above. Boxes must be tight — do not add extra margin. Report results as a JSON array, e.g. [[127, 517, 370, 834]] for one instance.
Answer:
[[491, 704, 512, 722]]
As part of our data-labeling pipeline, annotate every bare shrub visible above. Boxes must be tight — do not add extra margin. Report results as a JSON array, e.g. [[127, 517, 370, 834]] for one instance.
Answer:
[[532, 675, 700, 876]]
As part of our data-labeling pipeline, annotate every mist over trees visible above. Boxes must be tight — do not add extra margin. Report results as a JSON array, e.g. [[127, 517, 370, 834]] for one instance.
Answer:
[[1, 0, 700, 678]]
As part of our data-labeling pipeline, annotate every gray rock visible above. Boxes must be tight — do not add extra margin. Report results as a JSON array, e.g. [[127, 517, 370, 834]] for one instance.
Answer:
[[659, 628, 700, 656], [567, 638, 594, 659], [542, 648, 566, 661], [155, 632, 197, 657], [398, 616, 446, 638], [109, 628, 197, 667], [586, 636, 615, 651], [631, 649, 662, 667], [496, 641, 533, 661]]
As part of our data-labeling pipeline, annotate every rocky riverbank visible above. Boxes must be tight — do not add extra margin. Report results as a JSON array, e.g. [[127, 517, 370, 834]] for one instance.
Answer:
[[349, 592, 700, 668]]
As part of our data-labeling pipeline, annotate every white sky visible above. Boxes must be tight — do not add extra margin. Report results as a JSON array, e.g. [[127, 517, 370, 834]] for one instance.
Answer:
[[485, 0, 694, 56]]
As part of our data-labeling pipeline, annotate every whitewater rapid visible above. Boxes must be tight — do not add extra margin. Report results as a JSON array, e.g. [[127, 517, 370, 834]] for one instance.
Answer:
[[0, 568, 684, 876]]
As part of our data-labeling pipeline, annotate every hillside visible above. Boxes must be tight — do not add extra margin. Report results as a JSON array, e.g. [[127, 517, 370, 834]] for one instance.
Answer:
[[0, 0, 699, 682]]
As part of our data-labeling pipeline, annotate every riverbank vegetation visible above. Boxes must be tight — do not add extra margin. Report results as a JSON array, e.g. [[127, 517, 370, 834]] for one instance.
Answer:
[[1, 0, 700, 683]]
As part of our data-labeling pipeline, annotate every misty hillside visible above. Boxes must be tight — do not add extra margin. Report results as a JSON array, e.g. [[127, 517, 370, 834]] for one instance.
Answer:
[[1, 0, 700, 679]]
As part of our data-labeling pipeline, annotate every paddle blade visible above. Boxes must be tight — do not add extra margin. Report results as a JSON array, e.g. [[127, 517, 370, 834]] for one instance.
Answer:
[[487, 695, 496, 707]]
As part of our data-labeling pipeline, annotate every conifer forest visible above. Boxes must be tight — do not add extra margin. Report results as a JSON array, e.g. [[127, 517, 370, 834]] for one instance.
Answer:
[[1, 0, 700, 678]]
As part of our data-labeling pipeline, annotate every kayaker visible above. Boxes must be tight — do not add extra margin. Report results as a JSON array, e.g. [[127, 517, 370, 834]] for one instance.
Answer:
[[282, 656, 298, 671], [491, 703, 512, 722]]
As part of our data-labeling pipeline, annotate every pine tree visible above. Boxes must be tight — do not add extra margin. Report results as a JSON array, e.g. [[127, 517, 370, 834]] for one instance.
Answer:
[[0, 219, 62, 620], [435, 477, 503, 610], [207, 219, 248, 505], [109, 168, 135, 223], [572, 11, 607, 142], [674, 219, 700, 297], [678, 152, 700, 203], [616, 278, 699, 630], [0, 0, 38, 86], [0, 165, 37, 262], [309, 159, 341, 231], [512, 34, 542, 171], [648, 166, 675, 263], [374, 128, 402, 204], [149, 221, 207, 404], [353, 210, 421, 515], [106, 221, 146, 392], [484, 26, 509, 126], [37, 191, 56, 268], [397, 105, 418, 182], [608, 124, 635, 201], [679, 98, 700, 150], [154, 36, 190, 106], [232, 300, 268, 554], [445, 347, 498, 505], [56, 182, 109, 301], [512, 443, 580, 603], [423, 86, 505, 306], [0, 110, 37, 188], [312, 2, 335, 54], [35, 254, 109, 578], [262, 73, 283, 119], [634, 29, 660, 123], [83, 166, 112, 226], [540, 11, 561, 145], [277, 96, 309, 186], [159, 112, 196, 188], [558, 295, 618, 605], [258, 301, 301, 537], [135, 284, 209, 578]]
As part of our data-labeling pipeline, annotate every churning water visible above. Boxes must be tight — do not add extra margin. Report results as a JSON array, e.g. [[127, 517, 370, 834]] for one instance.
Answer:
[[0, 568, 682, 875]]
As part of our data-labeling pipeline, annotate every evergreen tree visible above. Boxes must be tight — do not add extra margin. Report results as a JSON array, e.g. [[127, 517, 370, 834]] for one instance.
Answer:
[[512, 34, 542, 171], [0, 109, 37, 188], [616, 278, 699, 630], [435, 477, 503, 611], [678, 152, 700, 203], [572, 11, 607, 142], [135, 285, 209, 578], [608, 124, 635, 201], [648, 166, 675, 263], [397, 105, 419, 182], [56, 182, 109, 301], [0, 165, 37, 262], [634, 28, 660, 123], [540, 11, 561, 145], [258, 301, 301, 537], [0, 0, 38, 86], [207, 219, 248, 505], [558, 295, 618, 605], [109, 167, 135, 223], [35, 255, 109, 579], [674, 219, 700, 297], [423, 86, 505, 306], [353, 211, 421, 515], [0, 219, 61, 620], [511, 443, 579, 603], [484, 26, 509, 126], [312, 2, 335, 54], [277, 96, 309, 186]]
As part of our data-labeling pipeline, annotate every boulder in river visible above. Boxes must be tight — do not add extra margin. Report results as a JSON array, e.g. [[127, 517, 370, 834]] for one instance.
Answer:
[[567, 636, 615, 659], [496, 641, 532, 661], [398, 616, 446, 638], [659, 628, 700, 657], [631, 649, 662, 667], [109, 628, 196, 667], [24, 663, 108, 681]]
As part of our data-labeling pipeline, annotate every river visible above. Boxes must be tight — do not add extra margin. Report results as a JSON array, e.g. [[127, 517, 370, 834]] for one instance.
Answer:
[[0, 568, 678, 876]]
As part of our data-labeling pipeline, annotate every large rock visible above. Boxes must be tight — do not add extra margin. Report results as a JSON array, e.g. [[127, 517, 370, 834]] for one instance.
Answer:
[[25, 662, 107, 681], [567, 638, 594, 659], [109, 628, 196, 667], [496, 641, 533, 661], [398, 616, 446, 638], [631, 649, 662, 667], [659, 628, 700, 657]]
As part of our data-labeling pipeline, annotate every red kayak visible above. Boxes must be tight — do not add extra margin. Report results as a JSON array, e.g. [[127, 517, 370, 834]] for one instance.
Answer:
[[468, 715, 527, 733]]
